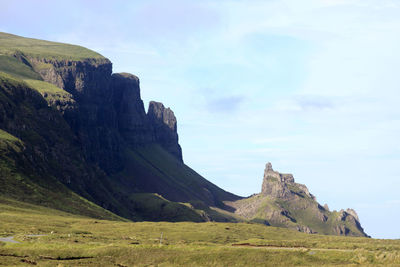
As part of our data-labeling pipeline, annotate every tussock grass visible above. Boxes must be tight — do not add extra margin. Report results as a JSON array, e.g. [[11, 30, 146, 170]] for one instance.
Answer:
[[0, 201, 399, 266]]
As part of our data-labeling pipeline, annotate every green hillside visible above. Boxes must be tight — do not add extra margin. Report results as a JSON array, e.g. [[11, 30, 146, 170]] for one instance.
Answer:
[[0, 72, 123, 220], [0, 32, 104, 60], [0, 129, 121, 221], [115, 144, 238, 208], [0, 54, 42, 80]]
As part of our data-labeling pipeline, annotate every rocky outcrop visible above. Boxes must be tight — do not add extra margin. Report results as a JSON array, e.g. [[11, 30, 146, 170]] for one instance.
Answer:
[[147, 101, 183, 162], [27, 56, 185, 171], [296, 225, 316, 234], [261, 162, 311, 199], [345, 208, 360, 221], [110, 74, 183, 161], [0, 74, 116, 206], [29, 57, 123, 173], [111, 73, 153, 146], [29, 57, 112, 98], [226, 162, 369, 237]]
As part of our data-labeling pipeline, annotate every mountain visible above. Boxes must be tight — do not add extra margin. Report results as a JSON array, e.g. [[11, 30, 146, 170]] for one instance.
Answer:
[[0, 32, 239, 222], [225, 163, 368, 237], [0, 32, 367, 237]]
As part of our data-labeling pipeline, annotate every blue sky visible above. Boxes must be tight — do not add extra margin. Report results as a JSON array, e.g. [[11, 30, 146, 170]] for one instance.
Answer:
[[1, 0, 400, 239]]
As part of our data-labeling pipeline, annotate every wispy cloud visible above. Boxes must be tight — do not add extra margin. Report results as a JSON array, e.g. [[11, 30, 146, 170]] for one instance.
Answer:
[[275, 95, 335, 112], [206, 95, 245, 113]]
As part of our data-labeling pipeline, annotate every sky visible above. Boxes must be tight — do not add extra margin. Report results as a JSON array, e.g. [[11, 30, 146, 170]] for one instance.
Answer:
[[1, 0, 400, 239]]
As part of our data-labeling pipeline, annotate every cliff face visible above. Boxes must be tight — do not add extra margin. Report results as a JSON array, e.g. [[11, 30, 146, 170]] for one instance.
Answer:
[[29, 58, 183, 169], [0, 32, 240, 222], [30, 57, 123, 173], [0, 73, 123, 216], [147, 101, 183, 162], [111, 73, 153, 146], [226, 163, 369, 237]]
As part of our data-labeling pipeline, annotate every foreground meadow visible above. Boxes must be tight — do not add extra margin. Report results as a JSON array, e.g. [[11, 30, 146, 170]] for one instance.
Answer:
[[0, 199, 399, 266]]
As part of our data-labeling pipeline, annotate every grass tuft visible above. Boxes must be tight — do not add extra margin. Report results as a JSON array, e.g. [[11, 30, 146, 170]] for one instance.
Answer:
[[0, 202, 399, 266]]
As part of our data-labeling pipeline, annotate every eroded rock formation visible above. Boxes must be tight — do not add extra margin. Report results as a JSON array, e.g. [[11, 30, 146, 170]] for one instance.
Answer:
[[148, 101, 182, 162], [226, 162, 368, 237]]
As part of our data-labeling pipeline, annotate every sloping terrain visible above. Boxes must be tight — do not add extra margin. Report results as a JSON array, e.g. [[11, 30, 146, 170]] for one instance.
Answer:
[[0, 73, 124, 220], [0, 201, 398, 266], [0, 32, 240, 222]]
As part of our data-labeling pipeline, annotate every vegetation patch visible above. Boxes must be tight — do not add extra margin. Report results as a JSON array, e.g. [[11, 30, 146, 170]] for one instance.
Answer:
[[0, 202, 399, 266], [0, 55, 42, 80], [23, 79, 74, 107], [0, 32, 106, 60]]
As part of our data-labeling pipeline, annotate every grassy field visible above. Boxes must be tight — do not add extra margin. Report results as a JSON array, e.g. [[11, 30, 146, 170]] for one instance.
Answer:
[[1, 200, 399, 266]]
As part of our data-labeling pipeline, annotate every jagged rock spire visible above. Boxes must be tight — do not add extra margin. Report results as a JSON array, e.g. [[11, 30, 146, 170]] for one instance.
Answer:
[[147, 101, 183, 162], [266, 162, 273, 172], [261, 162, 296, 197]]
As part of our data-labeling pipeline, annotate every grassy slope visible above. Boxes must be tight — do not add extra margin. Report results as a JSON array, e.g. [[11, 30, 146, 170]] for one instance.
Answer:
[[23, 79, 74, 106], [0, 32, 104, 60], [130, 144, 239, 205], [0, 73, 123, 221], [0, 32, 102, 105], [111, 144, 241, 221], [0, 56, 74, 107], [0, 202, 399, 266], [0, 130, 122, 221], [0, 55, 42, 80], [127, 193, 206, 222]]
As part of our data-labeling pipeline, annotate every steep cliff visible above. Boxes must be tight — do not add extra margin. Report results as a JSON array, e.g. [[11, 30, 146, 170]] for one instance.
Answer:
[[226, 163, 368, 237], [29, 56, 123, 173], [0, 72, 123, 219], [111, 73, 153, 146], [147, 101, 183, 162], [0, 32, 240, 222]]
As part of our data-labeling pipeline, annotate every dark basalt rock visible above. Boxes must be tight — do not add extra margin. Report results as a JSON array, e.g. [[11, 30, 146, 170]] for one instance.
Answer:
[[147, 101, 183, 162], [111, 73, 153, 146], [30, 55, 184, 169], [29, 57, 123, 173]]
